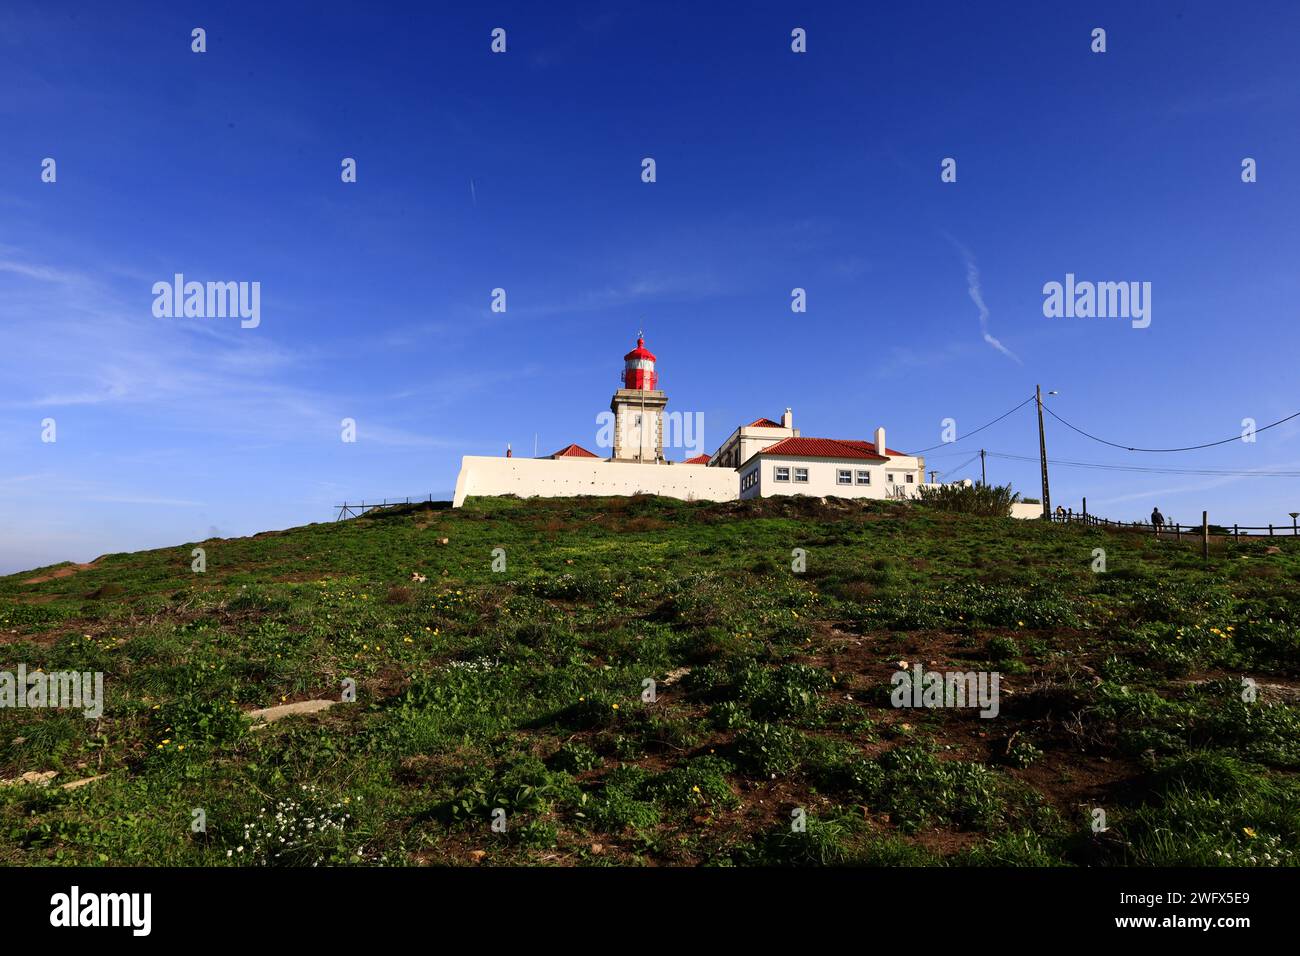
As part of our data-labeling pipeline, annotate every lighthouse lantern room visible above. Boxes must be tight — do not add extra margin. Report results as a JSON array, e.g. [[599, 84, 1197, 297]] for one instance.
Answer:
[[622, 335, 658, 390], [610, 334, 668, 462]]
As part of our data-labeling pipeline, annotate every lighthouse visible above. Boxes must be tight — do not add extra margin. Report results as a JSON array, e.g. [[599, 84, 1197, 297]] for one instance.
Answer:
[[611, 334, 668, 462]]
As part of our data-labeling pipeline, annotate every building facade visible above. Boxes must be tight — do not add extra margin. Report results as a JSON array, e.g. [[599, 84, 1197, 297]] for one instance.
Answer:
[[739, 430, 927, 501], [452, 335, 935, 508]]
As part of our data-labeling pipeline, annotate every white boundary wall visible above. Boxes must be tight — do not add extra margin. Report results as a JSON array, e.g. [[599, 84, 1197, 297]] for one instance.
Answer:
[[1009, 503, 1044, 520], [452, 456, 739, 507]]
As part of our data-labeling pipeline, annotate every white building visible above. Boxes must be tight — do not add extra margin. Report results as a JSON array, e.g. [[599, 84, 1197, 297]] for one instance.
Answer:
[[738, 428, 927, 501], [452, 335, 934, 507], [710, 412, 799, 469]]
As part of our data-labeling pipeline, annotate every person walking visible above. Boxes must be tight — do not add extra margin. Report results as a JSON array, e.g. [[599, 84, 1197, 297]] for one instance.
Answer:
[[1151, 507, 1165, 536]]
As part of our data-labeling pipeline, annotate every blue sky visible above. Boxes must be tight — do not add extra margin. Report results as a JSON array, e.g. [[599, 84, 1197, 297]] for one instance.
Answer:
[[2, 1, 1299, 574]]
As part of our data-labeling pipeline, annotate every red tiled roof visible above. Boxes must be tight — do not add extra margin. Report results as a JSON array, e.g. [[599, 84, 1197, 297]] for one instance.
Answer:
[[755, 437, 909, 460], [682, 454, 711, 464], [548, 443, 600, 459], [746, 417, 785, 428]]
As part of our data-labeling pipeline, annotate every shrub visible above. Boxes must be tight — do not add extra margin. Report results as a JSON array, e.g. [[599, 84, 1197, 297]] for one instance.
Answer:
[[916, 482, 1021, 517], [550, 742, 603, 774], [735, 723, 803, 777]]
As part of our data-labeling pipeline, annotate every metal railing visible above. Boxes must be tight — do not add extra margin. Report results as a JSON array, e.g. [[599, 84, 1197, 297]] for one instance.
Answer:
[[334, 495, 440, 521]]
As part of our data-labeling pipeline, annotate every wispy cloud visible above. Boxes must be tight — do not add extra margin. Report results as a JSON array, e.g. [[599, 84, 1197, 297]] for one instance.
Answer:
[[943, 237, 1020, 364]]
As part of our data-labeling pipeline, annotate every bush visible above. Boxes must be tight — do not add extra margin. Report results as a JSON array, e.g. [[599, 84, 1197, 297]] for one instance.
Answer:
[[916, 482, 1021, 517], [735, 723, 803, 777]]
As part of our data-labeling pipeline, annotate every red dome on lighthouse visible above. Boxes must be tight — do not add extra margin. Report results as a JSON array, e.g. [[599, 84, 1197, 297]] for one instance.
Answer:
[[622, 335, 658, 390]]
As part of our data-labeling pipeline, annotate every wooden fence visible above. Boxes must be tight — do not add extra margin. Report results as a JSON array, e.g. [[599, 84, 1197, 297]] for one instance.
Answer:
[[1050, 509, 1299, 540]]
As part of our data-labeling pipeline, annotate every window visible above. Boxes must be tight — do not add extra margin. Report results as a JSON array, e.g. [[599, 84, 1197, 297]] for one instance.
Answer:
[[905, 473, 914, 483], [837, 469, 852, 485], [856, 470, 871, 485], [794, 467, 809, 483], [774, 466, 790, 482], [886, 473, 895, 483]]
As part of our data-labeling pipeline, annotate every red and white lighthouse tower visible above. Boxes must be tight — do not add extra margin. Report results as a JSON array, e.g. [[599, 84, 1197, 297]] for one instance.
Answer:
[[621, 336, 658, 390], [610, 333, 668, 462]]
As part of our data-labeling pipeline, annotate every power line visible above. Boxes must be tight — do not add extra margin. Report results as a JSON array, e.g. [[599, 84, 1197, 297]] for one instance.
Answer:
[[913, 394, 1036, 453], [986, 450, 1300, 478], [1041, 404, 1300, 453], [937, 452, 982, 479]]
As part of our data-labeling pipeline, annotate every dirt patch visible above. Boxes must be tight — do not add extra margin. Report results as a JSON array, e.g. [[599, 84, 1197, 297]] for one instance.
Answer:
[[21, 559, 100, 585]]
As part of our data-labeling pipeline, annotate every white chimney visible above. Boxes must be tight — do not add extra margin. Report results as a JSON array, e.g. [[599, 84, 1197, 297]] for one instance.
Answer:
[[874, 426, 887, 455], [782, 407, 793, 430]]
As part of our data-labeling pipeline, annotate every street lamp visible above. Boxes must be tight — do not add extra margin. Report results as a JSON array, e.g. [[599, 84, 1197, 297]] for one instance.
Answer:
[[1290, 512, 1298, 535]]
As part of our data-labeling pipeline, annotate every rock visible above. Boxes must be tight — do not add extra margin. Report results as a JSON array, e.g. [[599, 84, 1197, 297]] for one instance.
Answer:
[[469, 850, 487, 862], [247, 699, 337, 726], [61, 774, 108, 791], [436, 537, 450, 546], [0, 770, 57, 788], [590, 843, 603, 854]]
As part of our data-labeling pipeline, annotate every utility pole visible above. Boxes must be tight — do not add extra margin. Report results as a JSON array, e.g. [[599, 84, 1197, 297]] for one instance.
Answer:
[[1036, 385, 1051, 519], [929, 470, 938, 485], [980, 449, 986, 486]]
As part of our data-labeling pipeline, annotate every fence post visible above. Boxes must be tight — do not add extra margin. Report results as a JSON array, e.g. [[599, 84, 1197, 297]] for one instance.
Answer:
[[1202, 511, 1209, 560], [1234, 524, 1239, 542], [1268, 524, 1274, 537], [1082, 497, 1087, 519], [1176, 523, 1181, 542]]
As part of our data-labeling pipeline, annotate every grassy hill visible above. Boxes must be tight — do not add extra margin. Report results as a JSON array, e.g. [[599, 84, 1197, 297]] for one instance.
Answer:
[[1, 494, 1298, 866]]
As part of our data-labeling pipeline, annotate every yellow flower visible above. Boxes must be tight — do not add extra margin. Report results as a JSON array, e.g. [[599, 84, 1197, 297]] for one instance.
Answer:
[[1244, 827, 1257, 839], [692, 785, 700, 793], [612, 704, 619, 710]]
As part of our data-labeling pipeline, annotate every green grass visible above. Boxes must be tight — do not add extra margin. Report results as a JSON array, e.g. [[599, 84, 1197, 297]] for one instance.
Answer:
[[0, 493, 1297, 866]]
